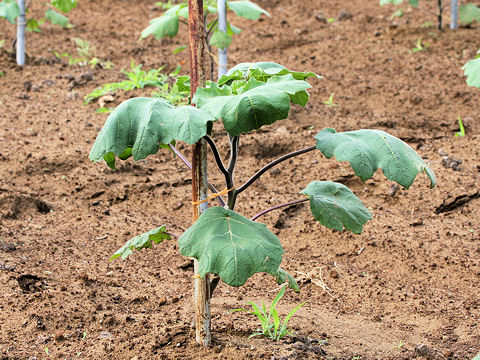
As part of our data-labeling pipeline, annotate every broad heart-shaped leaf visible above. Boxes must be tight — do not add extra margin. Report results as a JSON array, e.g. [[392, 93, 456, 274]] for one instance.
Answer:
[[227, 0, 270, 20], [110, 226, 171, 261], [179, 207, 284, 287], [51, 0, 77, 13], [0, 0, 20, 24], [193, 75, 310, 136], [460, 4, 480, 24], [140, 14, 179, 40], [463, 52, 480, 88], [315, 128, 436, 189], [89, 97, 215, 169], [301, 181, 372, 234], [45, 8, 69, 27]]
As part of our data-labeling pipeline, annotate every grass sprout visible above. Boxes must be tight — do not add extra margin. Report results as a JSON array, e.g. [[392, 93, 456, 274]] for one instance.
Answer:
[[231, 285, 306, 341]]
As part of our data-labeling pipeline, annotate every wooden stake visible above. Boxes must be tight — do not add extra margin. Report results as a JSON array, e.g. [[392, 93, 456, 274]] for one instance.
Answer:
[[188, 0, 211, 346]]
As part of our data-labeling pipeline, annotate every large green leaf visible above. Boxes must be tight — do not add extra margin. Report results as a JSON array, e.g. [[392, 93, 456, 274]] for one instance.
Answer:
[[459, 4, 480, 24], [463, 52, 480, 88], [301, 181, 372, 234], [227, 0, 270, 20], [179, 207, 284, 287], [315, 128, 436, 189], [140, 14, 179, 39], [45, 8, 70, 27], [89, 97, 215, 169], [193, 74, 310, 136], [51, 0, 77, 13], [110, 226, 171, 260], [0, 0, 20, 24]]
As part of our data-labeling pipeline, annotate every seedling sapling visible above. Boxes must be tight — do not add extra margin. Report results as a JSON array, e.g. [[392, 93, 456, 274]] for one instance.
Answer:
[[410, 38, 428, 53], [454, 116, 465, 137], [323, 92, 337, 107], [89, 61, 436, 340]]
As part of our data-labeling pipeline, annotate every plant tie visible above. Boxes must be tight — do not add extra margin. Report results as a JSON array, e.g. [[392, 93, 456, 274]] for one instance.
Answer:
[[191, 187, 235, 205]]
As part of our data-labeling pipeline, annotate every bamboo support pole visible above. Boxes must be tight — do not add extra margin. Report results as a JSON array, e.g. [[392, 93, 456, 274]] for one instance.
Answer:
[[188, 0, 211, 346]]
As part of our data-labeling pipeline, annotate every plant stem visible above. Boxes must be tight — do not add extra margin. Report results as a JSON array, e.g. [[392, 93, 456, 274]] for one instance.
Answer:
[[203, 135, 230, 182], [437, 0, 443, 29], [232, 145, 316, 207], [206, 18, 218, 38], [250, 198, 309, 221], [226, 135, 239, 209], [168, 144, 225, 207]]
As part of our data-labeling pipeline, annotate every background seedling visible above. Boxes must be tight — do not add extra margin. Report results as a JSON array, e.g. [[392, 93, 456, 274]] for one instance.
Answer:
[[140, 0, 270, 78], [323, 92, 337, 107], [410, 38, 429, 52], [84, 62, 187, 107], [0, 0, 78, 65], [55, 37, 112, 68]]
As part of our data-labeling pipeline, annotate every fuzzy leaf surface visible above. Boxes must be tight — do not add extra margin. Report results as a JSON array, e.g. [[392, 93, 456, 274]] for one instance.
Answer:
[[463, 52, 480, 87], [110, 226, 171, 260], [0, 0, 19, 23], [227, 0, 270, 20], [193, 75, 310, 136], [178, 207, 284, 287], [315, 128, 436, 189], [141, 14, 179, 39], [301, 181, 372, 234], [89, 97, 215, 168]]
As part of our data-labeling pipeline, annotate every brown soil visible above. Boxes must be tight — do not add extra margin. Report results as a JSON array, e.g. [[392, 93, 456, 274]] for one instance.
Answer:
[[1, 0, 479, 359]]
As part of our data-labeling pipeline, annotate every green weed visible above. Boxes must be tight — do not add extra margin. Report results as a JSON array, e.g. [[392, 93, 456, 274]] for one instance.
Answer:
[[231, 286, 306, 341]]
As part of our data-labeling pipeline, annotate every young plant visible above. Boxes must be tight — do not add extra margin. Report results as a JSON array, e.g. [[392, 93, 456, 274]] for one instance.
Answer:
[[454, 115, 465, 137], [89, 61, 436, 338], [231, 285, 306, 340], [323, 92, 337, 107], [55, 37, 112, 68], [410, 38, 429, 53], [84, 62, 186, 106]]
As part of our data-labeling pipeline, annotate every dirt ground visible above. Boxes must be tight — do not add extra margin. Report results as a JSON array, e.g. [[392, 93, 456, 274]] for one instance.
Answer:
[[1, 0, 480, 359]]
